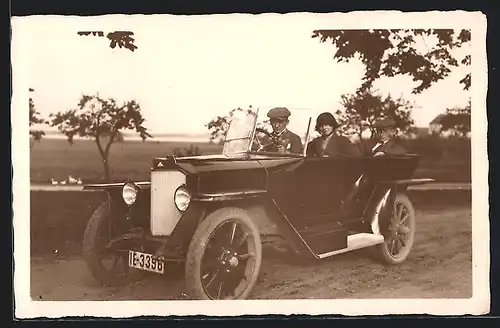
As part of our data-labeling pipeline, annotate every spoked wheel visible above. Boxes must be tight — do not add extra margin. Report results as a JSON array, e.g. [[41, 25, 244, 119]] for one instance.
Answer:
[[185, 207, 262, 300], [82, 201, 145, 286], [374, 193, 416, 265]]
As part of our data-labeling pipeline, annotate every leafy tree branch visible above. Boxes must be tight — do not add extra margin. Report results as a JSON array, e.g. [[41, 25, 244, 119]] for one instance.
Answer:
[[312, 29, 471, 94], [336, 89, 415, 140], [77, 31, 138, 52]]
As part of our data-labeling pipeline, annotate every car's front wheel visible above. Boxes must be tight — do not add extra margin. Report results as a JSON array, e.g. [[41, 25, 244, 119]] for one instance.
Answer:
[[82, 200, 145, 286], [373, 193, 416, 265], [184, 207, 263, 300]]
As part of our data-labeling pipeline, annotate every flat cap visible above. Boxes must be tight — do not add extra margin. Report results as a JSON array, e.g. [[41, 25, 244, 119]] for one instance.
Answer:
[[373, 118, 397, 129], [267, 107, 291, 119]]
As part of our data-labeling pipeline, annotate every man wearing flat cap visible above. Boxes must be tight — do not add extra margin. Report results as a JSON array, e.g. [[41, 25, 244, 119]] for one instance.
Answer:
[[366, 118, 407, 157], [258, 107, 303, 154]]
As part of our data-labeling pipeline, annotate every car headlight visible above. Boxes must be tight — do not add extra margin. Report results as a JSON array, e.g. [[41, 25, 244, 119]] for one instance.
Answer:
[[174, 185, 191, 212], [122, 182, 138, 206]]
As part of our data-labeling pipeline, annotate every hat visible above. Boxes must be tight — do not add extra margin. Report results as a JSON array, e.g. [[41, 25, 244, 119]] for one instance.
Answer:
[[373, 118, 397, 130], [315, 112, 338, 131], [267, 107, 291, 120]]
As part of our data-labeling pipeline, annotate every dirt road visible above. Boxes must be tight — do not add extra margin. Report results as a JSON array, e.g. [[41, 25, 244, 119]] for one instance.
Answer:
[[30, 205, 471, 301]]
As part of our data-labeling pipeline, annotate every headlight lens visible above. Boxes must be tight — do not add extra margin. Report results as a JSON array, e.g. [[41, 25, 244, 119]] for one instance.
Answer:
[[174, 185, 191, 212], [122, 182, 138, 205]]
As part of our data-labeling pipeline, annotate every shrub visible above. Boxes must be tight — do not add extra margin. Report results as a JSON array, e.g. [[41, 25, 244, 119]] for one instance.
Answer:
[[400, 135, 471, 162], [173, 144, 202, 157]]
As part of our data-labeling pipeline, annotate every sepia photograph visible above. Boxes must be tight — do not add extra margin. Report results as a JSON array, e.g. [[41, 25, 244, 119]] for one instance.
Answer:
[[12, 10, 489, 318]]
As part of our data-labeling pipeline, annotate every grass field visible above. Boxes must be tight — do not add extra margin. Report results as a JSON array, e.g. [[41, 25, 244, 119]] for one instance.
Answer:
[[30, 138, 222, 184], [29, 137, 471, 184]]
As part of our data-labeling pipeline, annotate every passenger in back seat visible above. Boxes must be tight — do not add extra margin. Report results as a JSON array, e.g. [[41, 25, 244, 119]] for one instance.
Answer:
[[306, 112, 360, 157], [365, 118, 407, 157]]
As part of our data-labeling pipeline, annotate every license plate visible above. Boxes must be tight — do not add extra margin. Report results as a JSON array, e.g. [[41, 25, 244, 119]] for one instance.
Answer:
[[128, 250, 164, 274]]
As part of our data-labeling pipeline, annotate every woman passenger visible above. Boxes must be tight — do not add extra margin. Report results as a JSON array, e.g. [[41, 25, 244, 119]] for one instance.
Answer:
[[306, 112, 360, 157]]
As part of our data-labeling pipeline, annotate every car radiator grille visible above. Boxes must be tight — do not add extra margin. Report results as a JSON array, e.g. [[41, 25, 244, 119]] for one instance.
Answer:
[[150, 170, 186, 236]]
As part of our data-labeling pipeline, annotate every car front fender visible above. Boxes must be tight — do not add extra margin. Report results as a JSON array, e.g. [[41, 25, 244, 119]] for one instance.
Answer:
[[162, 201, 209, 257], [83, 181, 151, 226], [378, 178, 435, 191], [368, 178, 434, 235]]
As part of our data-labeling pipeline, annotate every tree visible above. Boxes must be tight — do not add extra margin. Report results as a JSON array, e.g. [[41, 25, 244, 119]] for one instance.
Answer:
[[439, 99, 471, 137], [29, 88, 46, 149], [336, 89, 414, 140], [77, 31, 138, 52], [49, 94, 152, 182], [311, 29, 471, 95]]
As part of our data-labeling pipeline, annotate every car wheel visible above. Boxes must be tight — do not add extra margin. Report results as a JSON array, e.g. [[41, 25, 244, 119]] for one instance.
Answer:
[[82, 200, 145, 286], [184, 207, 263, 300], [373, 193, 416, 265]]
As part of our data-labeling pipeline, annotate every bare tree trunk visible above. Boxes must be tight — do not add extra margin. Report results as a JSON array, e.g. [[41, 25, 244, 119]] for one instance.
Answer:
[[102, 156, 111, 183], [102, 133, 117, 183], [95, 135, 112, 182]]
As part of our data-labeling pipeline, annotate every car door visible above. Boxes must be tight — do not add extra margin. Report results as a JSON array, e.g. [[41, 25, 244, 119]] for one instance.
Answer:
[[296, 156, 365, 224]]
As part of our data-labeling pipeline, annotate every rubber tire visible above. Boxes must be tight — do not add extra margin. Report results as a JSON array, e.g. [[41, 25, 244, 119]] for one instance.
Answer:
[[82, 200, 145, 286], [184, 207, 263, 300], [373, 193, 416, 265]]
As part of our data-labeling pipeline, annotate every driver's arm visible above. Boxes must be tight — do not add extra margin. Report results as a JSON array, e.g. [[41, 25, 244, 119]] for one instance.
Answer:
[[254, 134, 272, 151], [250, 140, 261, 151]]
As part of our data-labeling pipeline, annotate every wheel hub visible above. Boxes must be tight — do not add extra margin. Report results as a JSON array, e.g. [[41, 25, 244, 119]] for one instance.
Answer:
[[398, 225, 410, 234], [220, 249, 239, 269], [391, 221, 410, 235], [228, 256, 239, 267]]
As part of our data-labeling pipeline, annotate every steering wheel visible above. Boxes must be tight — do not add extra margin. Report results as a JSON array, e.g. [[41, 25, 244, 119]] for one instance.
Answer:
[[252, 128, 279, 151]]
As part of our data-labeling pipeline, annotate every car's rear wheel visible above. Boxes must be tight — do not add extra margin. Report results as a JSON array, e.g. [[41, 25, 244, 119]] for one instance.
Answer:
[[82, 200, 145, 286], [373, 193, 416, 265], [184, 207, 263, 300]]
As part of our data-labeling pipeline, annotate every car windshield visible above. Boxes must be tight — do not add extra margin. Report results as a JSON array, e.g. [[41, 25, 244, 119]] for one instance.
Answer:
[[222, 108, 313, 156], [222, 109, 259, 154]]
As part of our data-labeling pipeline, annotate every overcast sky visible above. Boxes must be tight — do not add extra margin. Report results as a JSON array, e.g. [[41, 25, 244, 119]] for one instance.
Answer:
[[14, 13, 472, 135]]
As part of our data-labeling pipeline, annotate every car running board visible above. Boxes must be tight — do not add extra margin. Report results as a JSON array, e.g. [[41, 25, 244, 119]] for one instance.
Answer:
[[317, 233, 385, 259]]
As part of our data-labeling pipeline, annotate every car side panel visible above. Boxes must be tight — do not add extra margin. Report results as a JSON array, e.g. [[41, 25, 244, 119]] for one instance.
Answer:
[[257, 158, 305, 225], [258, 155, 420, 228], [295, 156, 365, 225], [362, 155, 420, 182]]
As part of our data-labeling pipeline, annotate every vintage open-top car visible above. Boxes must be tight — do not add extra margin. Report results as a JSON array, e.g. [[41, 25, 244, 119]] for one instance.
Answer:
[[82, 108, 433, 300]]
